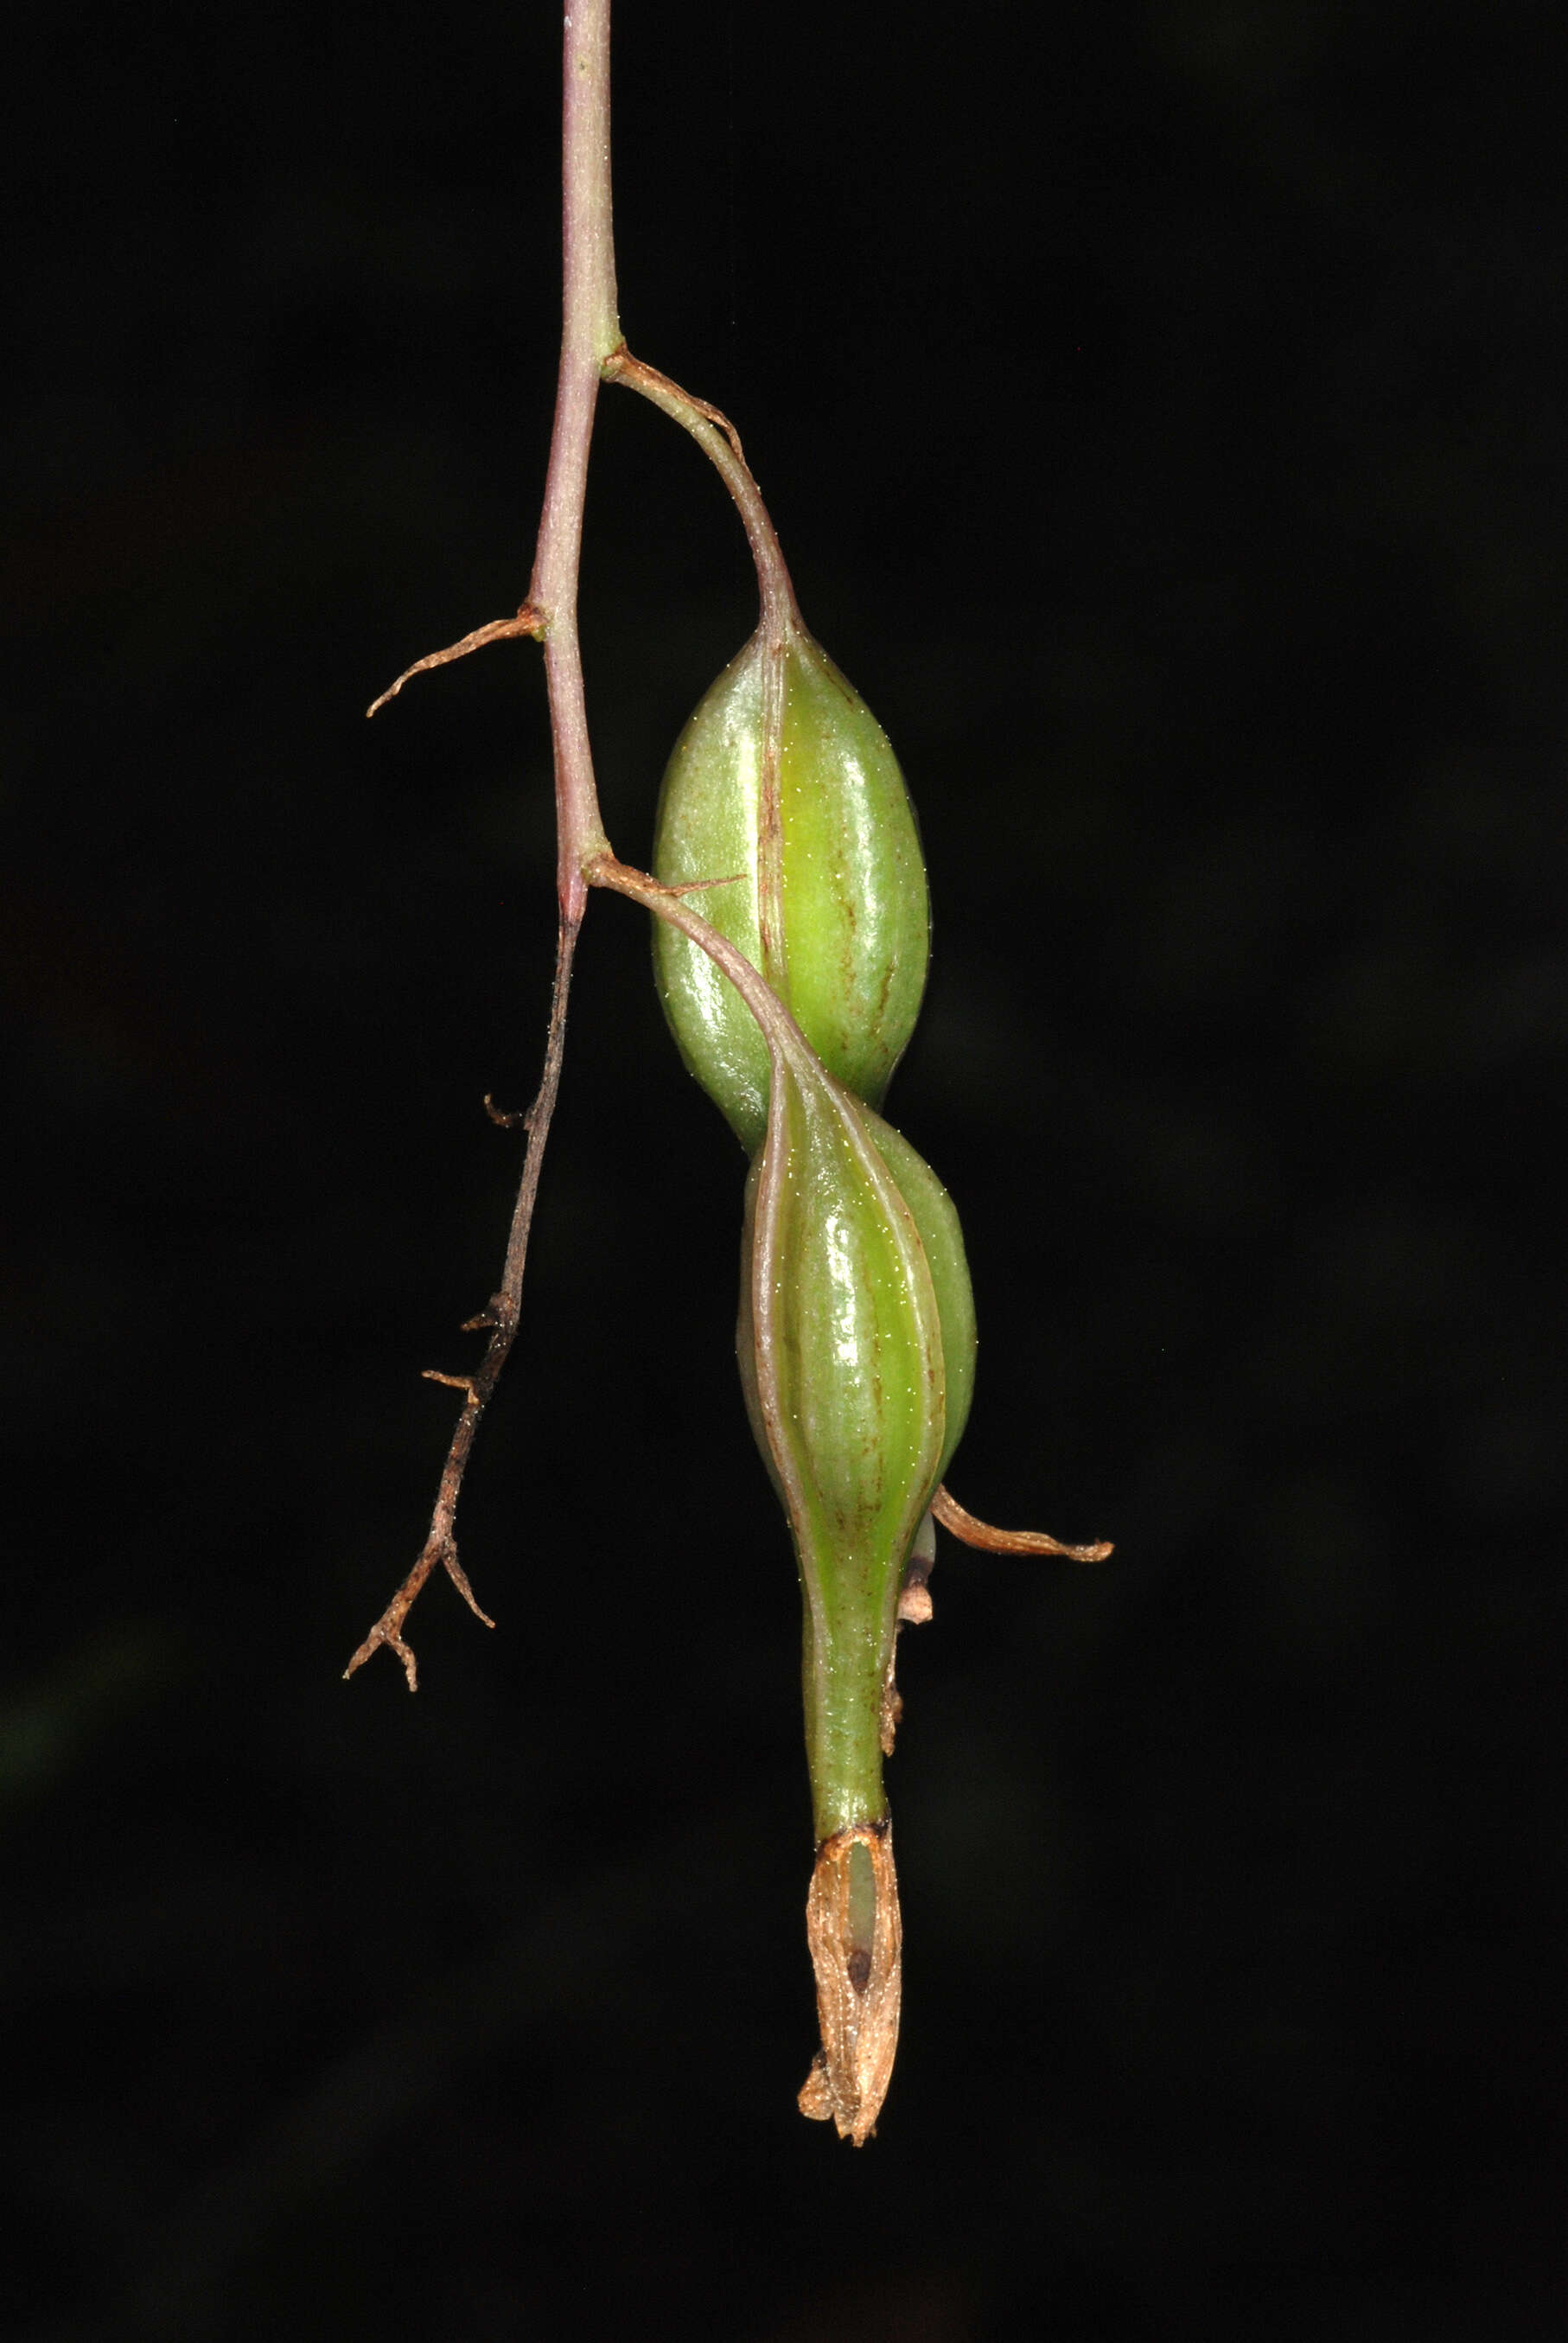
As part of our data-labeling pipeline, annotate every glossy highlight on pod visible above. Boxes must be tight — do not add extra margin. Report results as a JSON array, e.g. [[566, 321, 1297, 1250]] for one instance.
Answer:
[[652, 623, 930, 1155]]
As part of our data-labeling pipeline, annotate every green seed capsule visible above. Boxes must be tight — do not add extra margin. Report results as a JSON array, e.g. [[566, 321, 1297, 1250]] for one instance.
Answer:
[[736, 1069, 975, 1846], [631, 851, 1103, 2144], [732, 1041, 975, 2142], [653, 627, 930, 1154]]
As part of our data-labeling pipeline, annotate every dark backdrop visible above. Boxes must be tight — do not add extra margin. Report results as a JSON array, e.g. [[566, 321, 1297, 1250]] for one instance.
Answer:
[[3, 4, 1560, 2337]]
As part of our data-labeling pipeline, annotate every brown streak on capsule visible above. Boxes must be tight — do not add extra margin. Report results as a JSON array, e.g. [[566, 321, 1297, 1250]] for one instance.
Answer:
[[797, 1819, 902, 2147]]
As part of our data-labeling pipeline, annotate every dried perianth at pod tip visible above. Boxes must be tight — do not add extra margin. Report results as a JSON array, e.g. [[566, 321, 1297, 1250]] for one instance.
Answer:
[[797, 1819, 902, 2147]]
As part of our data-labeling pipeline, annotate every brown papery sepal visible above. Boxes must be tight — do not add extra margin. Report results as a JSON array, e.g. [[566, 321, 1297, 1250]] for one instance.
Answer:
[[798, 1820, 902, 2147]]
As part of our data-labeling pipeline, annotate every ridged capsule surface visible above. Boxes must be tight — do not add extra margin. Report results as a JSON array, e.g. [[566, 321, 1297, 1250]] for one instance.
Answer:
[[731, 1042, 976, 2142], [736, 1063, 976, 1842], [653, 629, 930, 1153]]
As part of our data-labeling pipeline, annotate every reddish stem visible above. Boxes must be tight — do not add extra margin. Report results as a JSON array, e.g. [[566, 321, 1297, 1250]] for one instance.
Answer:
[[529, 0, 621, 918], [347, 0, 621, 1684]]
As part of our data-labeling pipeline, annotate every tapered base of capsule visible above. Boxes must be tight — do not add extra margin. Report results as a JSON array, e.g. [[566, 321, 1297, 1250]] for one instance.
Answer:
[[797, 1817, 902, 2146]]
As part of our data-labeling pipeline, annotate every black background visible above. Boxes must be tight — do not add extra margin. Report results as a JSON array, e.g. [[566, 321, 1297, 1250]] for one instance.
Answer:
[[3, 3, 1561, 2337]]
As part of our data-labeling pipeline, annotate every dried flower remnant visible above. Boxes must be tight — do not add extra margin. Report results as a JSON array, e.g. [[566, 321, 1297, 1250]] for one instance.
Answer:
[[798, 1823, 902, 2145]]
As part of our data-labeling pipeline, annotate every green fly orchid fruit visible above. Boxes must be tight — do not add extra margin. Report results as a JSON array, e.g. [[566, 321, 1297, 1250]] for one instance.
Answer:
[[736, 1048, 976, 2143], [652, 624, 930, 1154], [622, 569, 1109, 2142]]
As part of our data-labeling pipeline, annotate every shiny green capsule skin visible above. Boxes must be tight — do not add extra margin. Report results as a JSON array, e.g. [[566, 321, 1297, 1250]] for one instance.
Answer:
[[653, 628, 930, 1154], [857, 1108, 976, 1492], [736, 1057, 976, 1842]]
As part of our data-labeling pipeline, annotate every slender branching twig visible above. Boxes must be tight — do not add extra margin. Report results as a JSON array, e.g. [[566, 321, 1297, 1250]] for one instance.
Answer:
[[342, 917, 579, 1688], [345, 0, 829, 1685], [346, 0, 617, 1683]]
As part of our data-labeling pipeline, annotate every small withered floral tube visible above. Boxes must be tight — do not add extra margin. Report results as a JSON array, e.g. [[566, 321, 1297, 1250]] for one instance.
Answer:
[[796, 1819, 902, 2147]]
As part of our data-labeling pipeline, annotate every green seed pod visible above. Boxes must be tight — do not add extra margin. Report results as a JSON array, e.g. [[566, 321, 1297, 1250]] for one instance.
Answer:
[[735, 1043, 976, 2143], [653, 626, 930, 1154], [626, 855, 1103, 2145], [736, 1079, 976, 1846]]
